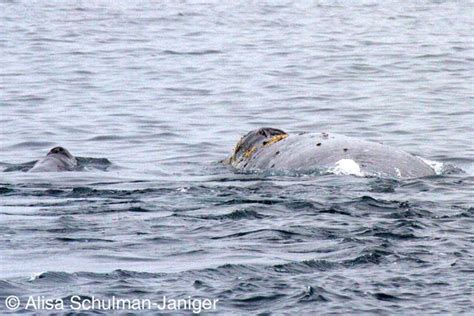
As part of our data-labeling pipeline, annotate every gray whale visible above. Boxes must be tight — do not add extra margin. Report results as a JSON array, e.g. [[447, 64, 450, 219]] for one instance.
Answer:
[[224, 128, 436, 178], [29, 146, 77, 172]]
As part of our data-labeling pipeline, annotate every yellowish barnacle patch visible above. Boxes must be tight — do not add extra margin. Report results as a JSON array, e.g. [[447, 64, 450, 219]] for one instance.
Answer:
[[227, 137, 244, 163], [263, 134, 288, 146], [232, 138, 243, 155], [243, 146, 257, 159]]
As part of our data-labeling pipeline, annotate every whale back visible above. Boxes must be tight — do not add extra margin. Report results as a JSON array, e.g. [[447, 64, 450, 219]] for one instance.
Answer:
[[228, 131, 436, 178]]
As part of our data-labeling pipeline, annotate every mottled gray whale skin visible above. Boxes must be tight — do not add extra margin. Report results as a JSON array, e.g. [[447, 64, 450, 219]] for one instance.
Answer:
[[29, 146, 77, 172], [225, 128, 436, 178]]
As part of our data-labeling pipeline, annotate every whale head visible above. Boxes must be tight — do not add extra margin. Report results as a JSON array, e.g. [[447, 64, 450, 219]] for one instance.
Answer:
[[28, 146, 77, 172], [226, 127, 287, 165], [47, 146, 74, 160]]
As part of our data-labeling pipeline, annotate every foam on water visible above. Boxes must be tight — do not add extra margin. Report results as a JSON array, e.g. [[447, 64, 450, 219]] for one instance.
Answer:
[[419, 157, 445, 175]]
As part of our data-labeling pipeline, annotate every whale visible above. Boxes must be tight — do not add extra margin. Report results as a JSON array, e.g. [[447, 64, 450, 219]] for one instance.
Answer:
[[224, 128, 436, 178], [29, 146, 78, 172]]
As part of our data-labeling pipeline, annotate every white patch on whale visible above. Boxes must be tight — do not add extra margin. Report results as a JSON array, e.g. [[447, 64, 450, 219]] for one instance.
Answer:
[[329, 159, 364, 177]]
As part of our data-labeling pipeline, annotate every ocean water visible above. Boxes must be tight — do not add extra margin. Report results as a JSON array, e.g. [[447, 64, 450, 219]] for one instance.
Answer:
[[1, 1, 473, 314]]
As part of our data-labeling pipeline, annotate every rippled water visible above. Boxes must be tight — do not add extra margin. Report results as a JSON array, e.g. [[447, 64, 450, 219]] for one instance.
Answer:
[[1, 1, 473, 314]]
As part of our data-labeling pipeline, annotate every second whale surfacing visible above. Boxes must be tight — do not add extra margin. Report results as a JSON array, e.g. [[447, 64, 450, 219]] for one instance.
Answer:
[[224, 128, 436, 178], [29, 146, 77, 172]]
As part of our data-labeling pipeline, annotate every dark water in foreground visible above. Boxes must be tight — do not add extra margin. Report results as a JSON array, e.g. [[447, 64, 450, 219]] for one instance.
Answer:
[[1, 1, 473, 314]]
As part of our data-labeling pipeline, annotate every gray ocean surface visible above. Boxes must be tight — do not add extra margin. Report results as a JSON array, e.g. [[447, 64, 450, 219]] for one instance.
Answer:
[[1, 1, 473, 314]]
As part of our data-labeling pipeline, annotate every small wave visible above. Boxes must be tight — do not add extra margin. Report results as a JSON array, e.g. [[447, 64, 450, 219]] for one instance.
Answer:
[[128, 206, 154, 213], [342, 248, 391, 266], [181, 209, 266, 221], [87, 135, 125, 141], [56, 237, 115, 243], [75, 157, 112, 171], [0, 280, 25, 296], [293, 285, 347, 303], [162, 49, 222, 55], [8, 141, 56, 149], [0, 187, 14, 194], [75, 270, 161, 280], [372, 292, 403, 302], [28, 271, 78, 283], [0, 280, 22, 290], [234, 293, 286, 304], [272, 259, 337, 274], [144, 236, 180, 244], [211, 229, 303, 241], [2, 160, 37, 172], [67, 187, 172, 199]]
